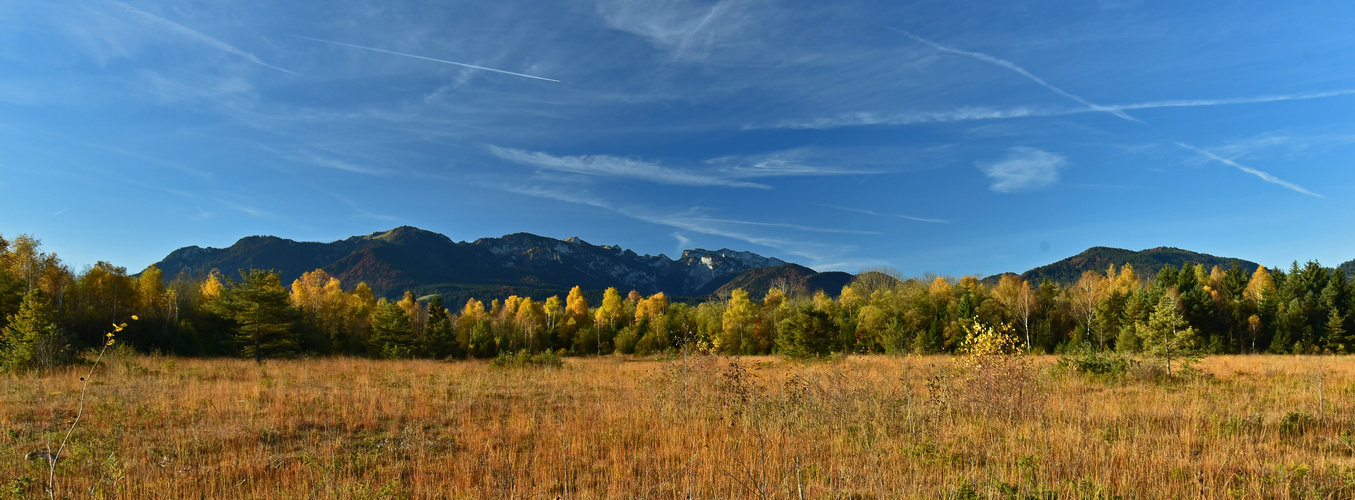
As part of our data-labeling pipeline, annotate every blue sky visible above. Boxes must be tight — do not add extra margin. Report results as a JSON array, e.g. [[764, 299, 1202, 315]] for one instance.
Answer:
[[3, 0, 1354, 278]]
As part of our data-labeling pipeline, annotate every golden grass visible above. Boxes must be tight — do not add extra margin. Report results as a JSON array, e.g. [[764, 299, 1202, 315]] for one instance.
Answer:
[[3, 354, 1354, 498]]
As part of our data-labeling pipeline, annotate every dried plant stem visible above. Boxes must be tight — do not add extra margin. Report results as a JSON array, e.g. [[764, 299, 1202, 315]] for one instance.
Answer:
[[45, 329, 116, 499]]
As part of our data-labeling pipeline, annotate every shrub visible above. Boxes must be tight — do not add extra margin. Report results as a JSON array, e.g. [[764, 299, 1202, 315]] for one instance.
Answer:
[[955, 322, 1040, 420], [490, 349, 564, 369], [1056, 343, 1136, 380]]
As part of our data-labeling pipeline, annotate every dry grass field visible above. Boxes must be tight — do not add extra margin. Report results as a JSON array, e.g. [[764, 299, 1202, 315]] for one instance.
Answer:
[[3, 353, 1355, 499]]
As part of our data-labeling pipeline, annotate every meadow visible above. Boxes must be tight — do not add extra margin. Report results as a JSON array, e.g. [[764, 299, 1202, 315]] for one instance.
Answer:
[[3, 353, 1354, 499]]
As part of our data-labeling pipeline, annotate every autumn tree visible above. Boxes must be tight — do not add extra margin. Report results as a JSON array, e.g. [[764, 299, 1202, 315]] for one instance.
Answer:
[[291, 270, 350, 352], [631, 292, 671, 355], [721, 289, 758, 354], [332, 283, 372, 353], [559, 286, 589, 350], [1069, 270, 1109, 349], [514, 297, 546, 352], [0, 239, 25, 330], [0, 234, 62, 295], [543, 295, 563, 346], [993, 275, 1038, 350], [592, 287, 625, 354], [457, 298, 493, 357]]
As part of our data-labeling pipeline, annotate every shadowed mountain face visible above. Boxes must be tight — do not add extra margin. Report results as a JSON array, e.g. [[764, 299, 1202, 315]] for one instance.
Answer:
[[987, 246, 1261, 285], [711, 264, 854, 300], [1339, 259, 1355, 281], [151, 228, 1276, 303], [149, 226, 796, 301]]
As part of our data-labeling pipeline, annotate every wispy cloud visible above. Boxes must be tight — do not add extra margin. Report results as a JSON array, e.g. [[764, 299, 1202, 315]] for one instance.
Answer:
[[900, 30, 1332, 197], [671, 232, 691, 257], [897, 30, 1139, 123], [758, 106, 1054, 130], [707, 150, 881, 177], [596, 0, 757, 62], [490, 146, 769, 188], [827, 205, 950, 224], [692, 218, 881, 235], [977, 147, 1068, 193], [109, 1, 296, 75], [1175, 143, 1321, 197], [759, 88, 1355, 130], [286, 34, 559, 83], [496, 183, 850, 262], [226, 202, 269, 217], [302, 154, 390, 176]]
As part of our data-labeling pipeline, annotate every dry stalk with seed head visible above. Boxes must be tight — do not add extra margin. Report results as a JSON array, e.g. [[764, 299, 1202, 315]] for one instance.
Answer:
[[43, 315, 134, 500]]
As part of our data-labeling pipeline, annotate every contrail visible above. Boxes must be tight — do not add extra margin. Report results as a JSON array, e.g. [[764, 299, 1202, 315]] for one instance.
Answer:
[[826, 205, 951, 224], [110, 1, 297, 75], [898, 29, 1140, 123], [1106, 89, 1355, 112], [900, 29, 1328, 197], [764, 88, 1355, 130], [287, 34, 559, 83], [1175, 142, 1322, 197]]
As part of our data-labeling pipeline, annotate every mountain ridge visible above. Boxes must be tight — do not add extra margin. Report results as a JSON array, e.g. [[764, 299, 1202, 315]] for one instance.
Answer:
[[986, 246, 1262, 285], [152, 228, 1281, 303], [150, 226, 804, 302]]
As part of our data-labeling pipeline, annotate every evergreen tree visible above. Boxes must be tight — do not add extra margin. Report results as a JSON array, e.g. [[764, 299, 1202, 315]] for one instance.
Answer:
[[1140, 297, 1201, 376], [0, 290, 72, 371], [425, 295, 459, 359], [369, 298, 416, 358], [0, 266, 23, 331], [214, 269, 300, 362], [1322, 308, 1348, 353], [776, 305, 834, 358]]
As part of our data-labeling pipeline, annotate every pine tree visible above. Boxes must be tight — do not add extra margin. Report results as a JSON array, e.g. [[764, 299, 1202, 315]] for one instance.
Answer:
[[1323, 308, 1348, 354], [214, 269, 300, 362], [425, 295, 458, 359], [1140, 297, 1201, 376], [775, 305, 834, 358], [0, 290, 72, 371], [369, 298, 416, 359]]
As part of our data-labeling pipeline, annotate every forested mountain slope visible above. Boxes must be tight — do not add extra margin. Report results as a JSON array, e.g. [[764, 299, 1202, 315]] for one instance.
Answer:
[[998, 246, 1260, 285], [150, 226, 792, 301]]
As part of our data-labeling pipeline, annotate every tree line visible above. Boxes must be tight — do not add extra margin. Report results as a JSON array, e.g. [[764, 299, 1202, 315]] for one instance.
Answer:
[[2, 232, 1352, 369]]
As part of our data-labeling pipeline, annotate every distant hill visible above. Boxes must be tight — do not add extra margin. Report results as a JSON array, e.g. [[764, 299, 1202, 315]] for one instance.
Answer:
[[150, 226, 792, 303], [1339, 259, 1355, 280], [992, 246, 1261, 285], [711, 264, 853, 300]]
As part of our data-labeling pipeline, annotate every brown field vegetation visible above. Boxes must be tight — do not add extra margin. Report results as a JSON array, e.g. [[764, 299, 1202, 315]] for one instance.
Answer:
[[3, 353, 1355, 499]]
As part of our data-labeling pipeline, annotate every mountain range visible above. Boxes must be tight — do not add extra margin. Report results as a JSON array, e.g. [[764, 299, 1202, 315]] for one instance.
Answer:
[[148, 226, 1344, 303], [151, 226, 810, 303]]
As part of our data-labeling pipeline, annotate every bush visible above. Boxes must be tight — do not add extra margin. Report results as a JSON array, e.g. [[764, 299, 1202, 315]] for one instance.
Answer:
[[490, 349, 564, 369], [955, 322, 1040, 420], [1056, 344, 1136, 379]]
